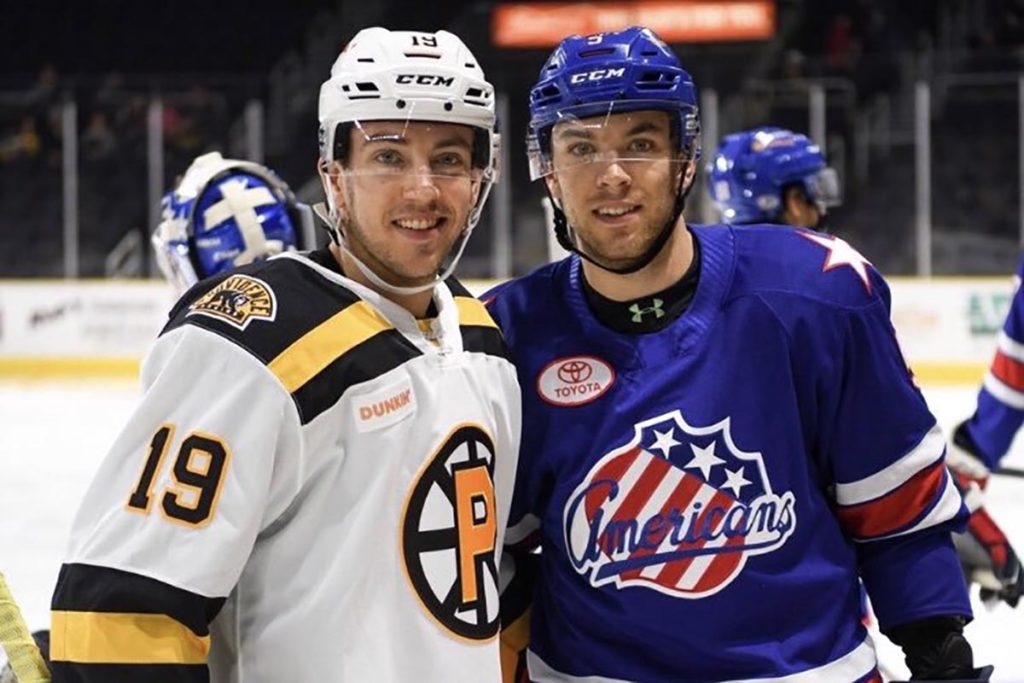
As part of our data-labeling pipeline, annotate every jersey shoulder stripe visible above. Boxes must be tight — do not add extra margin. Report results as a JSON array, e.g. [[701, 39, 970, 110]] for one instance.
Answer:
[[447, 277, 511, 361], [162, 256, 423, 424]]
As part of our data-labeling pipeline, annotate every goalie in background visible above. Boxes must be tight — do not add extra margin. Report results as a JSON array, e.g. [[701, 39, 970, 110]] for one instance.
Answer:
[[151, 151, 317, 294]]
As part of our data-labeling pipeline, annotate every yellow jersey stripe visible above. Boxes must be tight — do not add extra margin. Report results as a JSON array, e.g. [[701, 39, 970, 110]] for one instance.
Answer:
[[500, 608, 531, 683], [268, 301, 394, 393], [455, 296, 498, 329], [50, 611, 210, 664]]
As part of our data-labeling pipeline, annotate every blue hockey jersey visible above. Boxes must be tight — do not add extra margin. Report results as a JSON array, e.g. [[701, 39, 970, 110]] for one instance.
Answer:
[[964, 256, 1024, 469], [487, 224, 971, 683]]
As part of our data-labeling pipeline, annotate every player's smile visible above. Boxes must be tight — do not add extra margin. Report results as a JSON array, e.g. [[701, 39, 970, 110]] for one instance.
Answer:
[[592, 200, 642, 226]]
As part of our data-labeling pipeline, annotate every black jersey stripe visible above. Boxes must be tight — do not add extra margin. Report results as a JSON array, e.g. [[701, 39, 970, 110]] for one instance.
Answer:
[[49, 662, 207, 682], [460, 326, 511, 361], [51, 563, 224, 668], [291, 328, 422, 424]]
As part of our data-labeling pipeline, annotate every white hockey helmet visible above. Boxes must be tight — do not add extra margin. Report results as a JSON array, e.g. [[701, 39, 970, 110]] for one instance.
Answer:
[[316, 27, 500, 295]]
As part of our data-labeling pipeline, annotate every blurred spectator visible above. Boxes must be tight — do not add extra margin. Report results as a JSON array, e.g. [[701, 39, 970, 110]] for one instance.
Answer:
[[0, 116, 41, 163], [825, 14, 857, 75], [80, 111, 116, 162]]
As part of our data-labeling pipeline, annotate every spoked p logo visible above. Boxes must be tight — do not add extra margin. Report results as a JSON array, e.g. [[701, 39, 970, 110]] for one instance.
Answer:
[[402, 425, 499, 641], [537, 355, 615, 407], [564, 410, 797, 598]]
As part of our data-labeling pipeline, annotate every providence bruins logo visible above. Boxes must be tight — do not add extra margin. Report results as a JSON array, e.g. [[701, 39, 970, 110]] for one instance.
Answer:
[[402, 425, 499, 641], [188, 274, 276, 330]]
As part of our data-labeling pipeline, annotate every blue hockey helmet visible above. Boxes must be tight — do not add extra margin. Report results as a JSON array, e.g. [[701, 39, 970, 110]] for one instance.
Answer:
[[527, 27, 700, 273], [527, 26, 700, 180], [707, 127, 841, 224], [153, 152, 316, 294]]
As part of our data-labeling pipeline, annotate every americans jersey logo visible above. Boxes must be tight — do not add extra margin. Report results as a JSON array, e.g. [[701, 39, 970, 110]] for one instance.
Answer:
[[564, 410, 797, 598], [188, 274, 276, 329]]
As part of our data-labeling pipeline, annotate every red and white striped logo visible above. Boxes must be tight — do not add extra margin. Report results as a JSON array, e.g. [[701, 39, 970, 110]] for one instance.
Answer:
[[563, 410, 796, 598]]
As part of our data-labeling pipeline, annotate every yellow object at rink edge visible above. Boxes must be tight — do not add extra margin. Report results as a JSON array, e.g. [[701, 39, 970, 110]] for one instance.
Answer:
[[0, 356, 988, 386], [0, 357, 141, 379]]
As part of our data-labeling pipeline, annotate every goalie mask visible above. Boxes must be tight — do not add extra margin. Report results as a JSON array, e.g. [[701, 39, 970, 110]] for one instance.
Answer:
[[316, 27, 499, 296], [153, 152, 316, 294]]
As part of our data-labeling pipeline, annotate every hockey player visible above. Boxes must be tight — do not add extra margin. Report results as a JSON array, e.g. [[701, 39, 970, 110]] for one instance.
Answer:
[[706, 126, 840, 230], [947, 257, 1024, 609], [151, 151, 318, 294], [710, 127, 1023, 612], [489, 26, 987, 682], [49, 27, 519, 683]]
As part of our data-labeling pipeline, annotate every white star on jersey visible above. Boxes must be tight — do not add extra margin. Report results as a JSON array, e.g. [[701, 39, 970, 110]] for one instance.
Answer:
[[721, 466, 752, 497], [649, 428, 681, 458], [685, 442, 725, 480], [798, 231, 873, 293]]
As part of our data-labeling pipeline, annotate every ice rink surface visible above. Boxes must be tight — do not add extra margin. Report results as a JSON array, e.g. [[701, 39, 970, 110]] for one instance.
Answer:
[[1, 379, 1022, 680]]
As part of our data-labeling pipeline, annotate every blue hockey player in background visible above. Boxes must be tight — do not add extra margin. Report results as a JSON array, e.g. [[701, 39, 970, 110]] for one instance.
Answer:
[[707, 126, 840, 231], [709, 125, 1022, 612], [489, 26, 990, 683], [947, 258, 1024, 609]]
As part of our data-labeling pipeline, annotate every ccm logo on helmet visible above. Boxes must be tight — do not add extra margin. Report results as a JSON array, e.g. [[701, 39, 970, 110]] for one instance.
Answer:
[[569, 68, 625, 84], [395, 74, 455, 87]]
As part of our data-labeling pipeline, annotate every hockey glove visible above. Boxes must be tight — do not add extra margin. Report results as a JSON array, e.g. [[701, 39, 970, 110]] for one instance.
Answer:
[[885, 616, 978, 680], [948, 423, 1023, 608]]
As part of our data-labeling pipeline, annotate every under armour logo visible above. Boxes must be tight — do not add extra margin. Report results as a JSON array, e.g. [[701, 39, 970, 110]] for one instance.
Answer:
[[629, 298, 665, 323]]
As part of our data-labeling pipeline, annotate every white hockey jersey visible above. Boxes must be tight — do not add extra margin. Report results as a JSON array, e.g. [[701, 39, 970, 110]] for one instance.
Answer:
[[50, 249, 521, 683]]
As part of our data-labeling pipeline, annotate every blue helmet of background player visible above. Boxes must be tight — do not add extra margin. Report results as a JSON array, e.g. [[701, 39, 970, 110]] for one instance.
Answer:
[[707, 127, 841, 227], [152, 152, 316, 294], [527, 26, 700, 273]]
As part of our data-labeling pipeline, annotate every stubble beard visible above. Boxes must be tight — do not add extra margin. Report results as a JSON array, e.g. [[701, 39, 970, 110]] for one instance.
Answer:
[[340, 184, 456, 287], [566, 197, 675, 272]]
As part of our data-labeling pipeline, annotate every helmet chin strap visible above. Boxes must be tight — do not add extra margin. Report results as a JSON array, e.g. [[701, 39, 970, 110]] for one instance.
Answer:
[[312, 201, 472, 297], [551, 171, 693, 276]]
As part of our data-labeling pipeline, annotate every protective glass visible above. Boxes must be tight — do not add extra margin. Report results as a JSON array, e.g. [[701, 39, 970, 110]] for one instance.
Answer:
[[328, 119, 491, 183], [807, 166, 842, 208], [528, 101, 692, 181]]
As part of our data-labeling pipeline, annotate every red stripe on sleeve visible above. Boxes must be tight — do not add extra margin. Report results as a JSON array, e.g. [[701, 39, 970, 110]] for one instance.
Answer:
[[835, 460, 946, 539], [992, 349, 1024, 392]]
